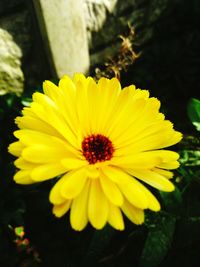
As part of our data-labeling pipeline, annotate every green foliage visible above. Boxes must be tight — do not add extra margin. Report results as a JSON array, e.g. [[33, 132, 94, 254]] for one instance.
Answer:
[[140, 212, 176, 267], [187, 98, 200, 131], [180, 150, 200, 166]]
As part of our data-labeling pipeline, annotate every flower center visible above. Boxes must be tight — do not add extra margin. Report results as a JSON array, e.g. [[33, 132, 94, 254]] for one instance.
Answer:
[[82, 134, 114, 164]]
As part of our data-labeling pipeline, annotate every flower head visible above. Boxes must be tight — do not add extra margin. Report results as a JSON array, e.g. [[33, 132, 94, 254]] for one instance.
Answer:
[[8, 74, 182, 231]]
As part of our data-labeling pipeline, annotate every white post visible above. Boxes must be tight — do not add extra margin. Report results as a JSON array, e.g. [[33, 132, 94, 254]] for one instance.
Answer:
[[33, 0, 90, 78]]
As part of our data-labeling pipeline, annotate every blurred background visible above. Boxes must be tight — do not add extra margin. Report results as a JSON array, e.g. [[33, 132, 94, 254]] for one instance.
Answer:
[[0, 0, 200, 266]]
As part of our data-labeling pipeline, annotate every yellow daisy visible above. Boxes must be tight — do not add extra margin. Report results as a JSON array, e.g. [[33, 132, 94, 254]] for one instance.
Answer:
[[8, 74, 182, 231]]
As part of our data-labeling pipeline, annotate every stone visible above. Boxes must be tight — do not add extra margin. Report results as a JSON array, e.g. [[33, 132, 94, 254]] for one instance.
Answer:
[[0, 10, 31, 57], [0, 0, 24, 15], [84, 0, 118, 42], [0, 28, 24, 95], [84, 0, 170, 66], [33, 0, 90, 78], [0, 6, 51, 90]]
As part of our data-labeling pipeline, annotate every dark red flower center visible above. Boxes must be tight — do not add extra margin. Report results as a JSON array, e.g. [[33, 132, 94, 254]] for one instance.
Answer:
[[82, 134, 114, 164]]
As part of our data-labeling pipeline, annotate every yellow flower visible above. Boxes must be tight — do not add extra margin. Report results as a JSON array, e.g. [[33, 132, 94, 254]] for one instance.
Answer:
[[8, 74, 182, 231]]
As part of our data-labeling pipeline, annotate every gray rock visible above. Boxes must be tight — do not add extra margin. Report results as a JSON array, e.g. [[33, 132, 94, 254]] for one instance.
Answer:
[[84, 0, 170, 66], [84, 0, 118, 47], [0, 7, 51, 91], [0, 10, 31, 57], [0, 28, 24, 95], [0, 0, 24, 15]]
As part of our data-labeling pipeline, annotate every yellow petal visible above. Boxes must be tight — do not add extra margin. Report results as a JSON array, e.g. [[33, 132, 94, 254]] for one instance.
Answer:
[[99, 173, 124, 206], [88, 179, 109, 229], [117, 177, 148, 209], [114, 120, 172, 150], [102, 166, 156, 209], [75, 78, 90, 137], [122, 84, 136, 94], [154, 150, 180, 162], [117, 129, 174, 154], [121, 199, 144, 225], [14, 157, 37, 170], [136, 184, 161, 211], [31, 98, 78, 147], [160, 131, 183, 148], [15, 115, 60, 137], [132, 88, 149, 99], [46, 109, 78, 147], [49, 176, 67, 205], [127, 169, 175, 192], [73, 73, 87, 84], [14, 129, 58, 147], [75, 76, 97, 137], [153, 168, 173, 179], [32, 92, 57, 110], [8, 141, 25, 157], [107, 95, 146, 139], [95, 77, 121, 134], [61, 158, 88, 169], [56, 77, 80, 136], [111, 152, 161, 169], [52, 200, 71, 217], [22, 145, 71, 164], [86, 78, 99, 133], [101, 166, 131, 184], [111, 96, 160, 143], [58, 75, 76, 95], [43, 78, 79, 139], [107, 202, 124, 230], [14, 129, 77, 156], [43, 80, 61, 102], [157, 161, 180, 170], [109, 168, 160, 212], [60, 169, 87, 199], [14, 170, 34, 184], [86, 165, 100, 179], [70, 180, 90, 231], [21, 106, 35, 117], [31, 163, 67, 181]]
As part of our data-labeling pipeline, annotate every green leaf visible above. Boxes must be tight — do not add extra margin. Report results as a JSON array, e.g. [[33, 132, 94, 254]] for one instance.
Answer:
[[14, 226, 24, 238], [140, 212, 176, 267], [179, 150, 200, 166], [160, 187, 182, 213], [187, 98, 200, 131], [21, 97, 32, 107], [81, 225, 115, 266]]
